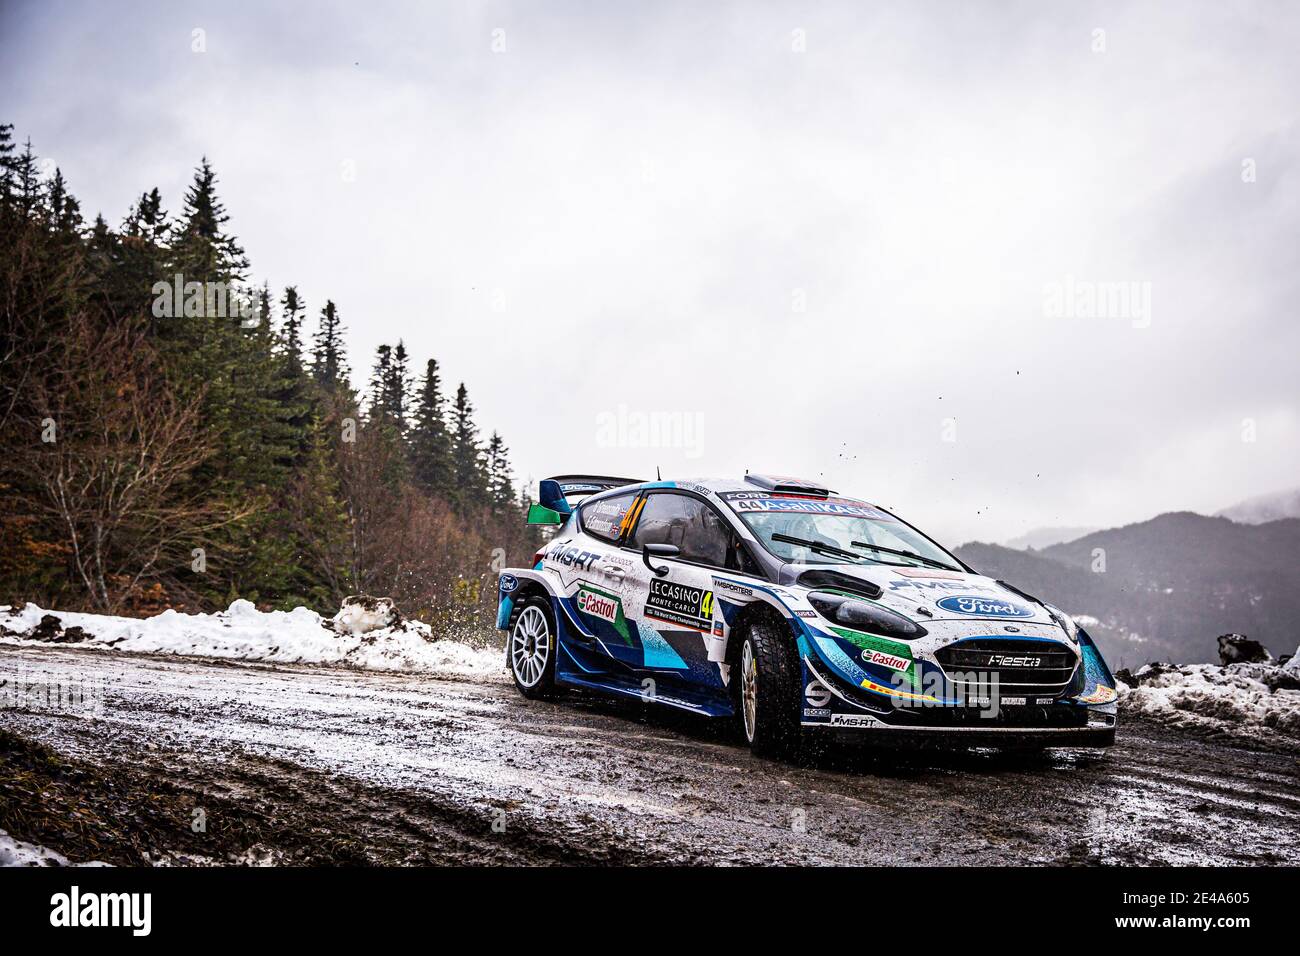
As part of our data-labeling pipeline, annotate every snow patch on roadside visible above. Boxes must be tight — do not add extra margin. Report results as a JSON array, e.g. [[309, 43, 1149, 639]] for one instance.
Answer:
[[0, 600, 505, 681], [1120, 650, 1300, 748], [0, 829, 109, 867]]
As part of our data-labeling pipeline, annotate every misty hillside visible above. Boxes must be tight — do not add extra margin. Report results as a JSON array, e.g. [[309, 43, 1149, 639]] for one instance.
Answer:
[[1216, 486, 1300, 524], [955, 513, 1300, 667]]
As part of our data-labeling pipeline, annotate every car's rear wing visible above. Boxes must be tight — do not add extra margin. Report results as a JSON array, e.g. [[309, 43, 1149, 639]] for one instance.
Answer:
[[528, 474, 643, 525]]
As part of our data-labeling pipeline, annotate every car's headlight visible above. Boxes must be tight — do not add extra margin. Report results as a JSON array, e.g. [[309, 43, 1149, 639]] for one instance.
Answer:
[[807, 591, 927, 640], [1043, 603, 1079, 643]]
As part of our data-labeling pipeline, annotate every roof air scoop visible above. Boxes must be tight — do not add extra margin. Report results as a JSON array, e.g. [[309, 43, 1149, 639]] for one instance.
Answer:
[[744, 473, 833, 497]]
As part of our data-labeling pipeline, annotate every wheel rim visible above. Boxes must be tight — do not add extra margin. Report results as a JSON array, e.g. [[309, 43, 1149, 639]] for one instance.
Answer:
[[511, 606, 550, 687], [741, 639, 758, 742]]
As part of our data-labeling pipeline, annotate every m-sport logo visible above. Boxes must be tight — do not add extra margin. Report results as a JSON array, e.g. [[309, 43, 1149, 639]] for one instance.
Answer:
[[50, 886, 151, 936], [987, 654, 1041, 667], [936, 595, 1035, 618]]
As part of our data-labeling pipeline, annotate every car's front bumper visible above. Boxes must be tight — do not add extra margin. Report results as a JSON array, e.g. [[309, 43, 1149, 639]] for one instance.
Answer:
[[811, 722, 1116, 749], [800, 652, 1117, 747]]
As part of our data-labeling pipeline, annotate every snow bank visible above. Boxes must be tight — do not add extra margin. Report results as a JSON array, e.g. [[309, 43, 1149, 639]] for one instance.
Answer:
[[1120, 649, 1300, 749], [0, 829, 108, 867], [0, 600, 505, 680]]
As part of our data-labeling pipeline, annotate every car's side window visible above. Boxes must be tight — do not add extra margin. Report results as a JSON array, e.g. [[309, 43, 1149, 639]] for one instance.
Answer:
[[631, 493, 761, 574], [579, 492, 638, 543]]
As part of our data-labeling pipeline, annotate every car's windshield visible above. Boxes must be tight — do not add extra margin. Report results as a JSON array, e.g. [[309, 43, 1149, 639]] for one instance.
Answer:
[[724, 496, 960, 571]]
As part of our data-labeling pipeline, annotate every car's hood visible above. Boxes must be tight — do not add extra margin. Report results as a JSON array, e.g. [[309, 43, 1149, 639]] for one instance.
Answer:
[[781, 563, 1061, 628]]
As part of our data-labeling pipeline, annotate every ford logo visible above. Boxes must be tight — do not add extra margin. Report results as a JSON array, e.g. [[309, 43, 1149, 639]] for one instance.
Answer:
[[936, 595, 1035, 618], [500, 574, 519, 593]]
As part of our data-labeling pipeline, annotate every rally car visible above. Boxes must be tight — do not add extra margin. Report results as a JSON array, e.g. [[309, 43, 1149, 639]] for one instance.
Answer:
[[496, 474, 1117, 756]]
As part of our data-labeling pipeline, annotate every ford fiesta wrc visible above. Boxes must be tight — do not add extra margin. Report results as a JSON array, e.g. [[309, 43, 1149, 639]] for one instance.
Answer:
[[496, 474, 1118, 757]]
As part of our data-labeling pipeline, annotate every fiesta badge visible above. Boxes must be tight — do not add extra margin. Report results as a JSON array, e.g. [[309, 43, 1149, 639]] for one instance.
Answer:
[[936, 595, 1035, 618]]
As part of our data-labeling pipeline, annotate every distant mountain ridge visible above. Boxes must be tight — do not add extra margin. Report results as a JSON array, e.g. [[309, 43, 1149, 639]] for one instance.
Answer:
[[954, 512, 1300, 667], [1001, 525, 1099, 551]]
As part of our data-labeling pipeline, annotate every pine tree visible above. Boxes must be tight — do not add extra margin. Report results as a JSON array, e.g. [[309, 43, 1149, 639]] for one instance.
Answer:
[[368, 344, 393, 417], [45, 169, 82, 237], [410, 358, 452, 494], [170, 158, 248, 284], [112, 188, 171, 327], [123, 188, 169, 244], [387, 340, 410, 430], [450, 382, 487, 506], [0, 124, 15, 206], [255, 283, 272, 337], [311, 300, 349, 389], [279, 286, 305, 370], [485, 432, 514, 513], [13, 138, 40, 219]]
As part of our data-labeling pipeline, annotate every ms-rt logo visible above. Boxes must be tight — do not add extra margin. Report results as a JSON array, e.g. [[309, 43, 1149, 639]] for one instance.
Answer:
[[50, 886, 152, 937]]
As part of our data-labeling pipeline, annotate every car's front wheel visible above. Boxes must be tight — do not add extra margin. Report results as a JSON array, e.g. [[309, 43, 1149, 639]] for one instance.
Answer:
[[739, 617, 801, 757], [508, 597, 558, 699]]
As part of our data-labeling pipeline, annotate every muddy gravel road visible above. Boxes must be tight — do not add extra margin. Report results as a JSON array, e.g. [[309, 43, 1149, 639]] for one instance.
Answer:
[[2, 643, 1297, 866]]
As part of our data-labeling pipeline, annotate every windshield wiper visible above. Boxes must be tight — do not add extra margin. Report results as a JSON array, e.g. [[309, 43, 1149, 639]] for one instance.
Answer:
[[850, 541, 959, 572], [770, 533, 867, 563]]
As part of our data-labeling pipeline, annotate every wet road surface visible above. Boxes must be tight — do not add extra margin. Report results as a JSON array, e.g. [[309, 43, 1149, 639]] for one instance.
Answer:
[[2, 644, 1297, 865]]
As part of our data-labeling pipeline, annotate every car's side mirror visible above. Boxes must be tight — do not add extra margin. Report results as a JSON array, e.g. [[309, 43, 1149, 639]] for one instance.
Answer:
[[642, 543, 679, 576]]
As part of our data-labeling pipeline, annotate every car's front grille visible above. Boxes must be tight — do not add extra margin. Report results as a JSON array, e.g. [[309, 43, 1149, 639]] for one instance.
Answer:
[[935, 639, 1077, 692]]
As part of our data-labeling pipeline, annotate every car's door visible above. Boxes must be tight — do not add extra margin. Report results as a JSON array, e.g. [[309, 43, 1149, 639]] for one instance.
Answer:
[[561, 492, 644, 667], [621, 491, 764, 688]]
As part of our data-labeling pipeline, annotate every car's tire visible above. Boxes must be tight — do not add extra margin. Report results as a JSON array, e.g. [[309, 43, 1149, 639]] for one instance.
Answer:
[[738, 616, 802, 758], [507, 596, 558, 699]]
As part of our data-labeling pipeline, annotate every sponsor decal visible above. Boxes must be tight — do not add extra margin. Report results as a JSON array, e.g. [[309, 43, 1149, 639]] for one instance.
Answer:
[[577, 586, 618, 623], [986, 654, 1041, 668], [560, 482, 605, 493], [935, 595, 1035, 618], [645, 579, 715, 631], [887, 579, 974, 593], [499, 573, 519, 593], [712, 577, 755, 599], [574, 582, 631, 642], [712, 621, 725, 637], [803, 707, 832, 718], [828, 713, 882, 728], [1078, 684, 1117, 704], [858, 676, 940, 703], [804, 680, 832, 708], [582, 496, 635, 539], [721, 494, 892, 519], [862, 648, 910, 672], [830, 627, 915, 678], [544, 541, 601, 572], [794, 609, 818, 619], [1000, 696, 1027, 706]]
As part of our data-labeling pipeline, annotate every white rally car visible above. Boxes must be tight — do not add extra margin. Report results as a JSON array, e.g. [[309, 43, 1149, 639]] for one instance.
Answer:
[[496, 474, 1118, 756]]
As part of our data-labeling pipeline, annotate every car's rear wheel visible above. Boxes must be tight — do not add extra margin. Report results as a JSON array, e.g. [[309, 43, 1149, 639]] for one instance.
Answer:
[[739, 617, 801, 758], [508, 597, 558, 699]]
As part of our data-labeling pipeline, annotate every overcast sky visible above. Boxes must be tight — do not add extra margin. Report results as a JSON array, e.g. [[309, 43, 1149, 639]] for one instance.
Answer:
[[4, 0, 1298, 545]]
